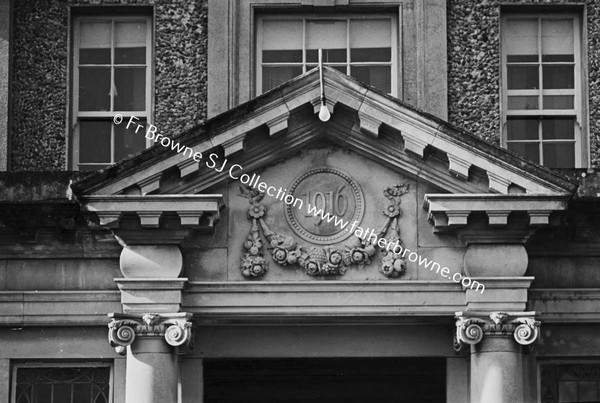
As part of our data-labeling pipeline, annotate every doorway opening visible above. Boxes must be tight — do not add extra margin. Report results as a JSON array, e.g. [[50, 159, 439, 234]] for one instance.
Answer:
[[204, 357, 446, 403]]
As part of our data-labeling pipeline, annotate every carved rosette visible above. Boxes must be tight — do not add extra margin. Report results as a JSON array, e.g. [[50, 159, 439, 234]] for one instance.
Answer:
[[238, 182, 409, 279], [107, 313, 193, 355], [454, 311, 540, 351]]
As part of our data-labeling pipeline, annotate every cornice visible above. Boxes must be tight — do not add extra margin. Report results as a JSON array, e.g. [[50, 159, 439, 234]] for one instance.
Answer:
[[80, 194, 223, 229], [423, 193, 571, 233]]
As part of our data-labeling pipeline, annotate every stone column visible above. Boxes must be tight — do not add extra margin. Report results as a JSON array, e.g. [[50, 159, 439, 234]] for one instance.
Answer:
[[108, 313, 193, 403], [81, 195, 224, 403], [455, 311, 540, 403], [110, 241, 191, 403]]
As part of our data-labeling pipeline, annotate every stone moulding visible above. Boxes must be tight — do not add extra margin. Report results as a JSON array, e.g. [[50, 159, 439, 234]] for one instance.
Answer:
[[454, 311, 540, 352], [239, 182, 410, 279], [423, 193, 570, 234], [107, 312, 193, 356], [80, 194, 224, 229], [284, 167, 365, 245]]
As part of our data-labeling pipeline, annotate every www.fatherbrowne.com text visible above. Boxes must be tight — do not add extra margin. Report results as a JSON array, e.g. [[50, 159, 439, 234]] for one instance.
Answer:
[[114, 114, 486, 294]]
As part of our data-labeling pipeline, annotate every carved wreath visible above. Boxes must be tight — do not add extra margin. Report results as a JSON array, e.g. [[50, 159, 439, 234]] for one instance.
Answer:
[[239, 183, 410, 279]]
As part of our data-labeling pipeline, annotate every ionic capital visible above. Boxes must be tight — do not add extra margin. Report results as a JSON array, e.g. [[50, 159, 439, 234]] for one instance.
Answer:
[[107, 312, 193, 355], [454, 311, 540, 351]]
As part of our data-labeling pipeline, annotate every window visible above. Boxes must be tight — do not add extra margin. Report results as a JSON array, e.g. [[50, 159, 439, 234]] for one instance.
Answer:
[[501, 13, 585, 168], [541, 363, 600, 402], [12, 364, 112, 403], [256, 15, 397, 96], [72, 16, 152, 170]]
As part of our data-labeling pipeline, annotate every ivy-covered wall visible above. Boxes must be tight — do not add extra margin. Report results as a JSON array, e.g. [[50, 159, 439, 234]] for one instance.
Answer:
[[10, 0, 208, 171]]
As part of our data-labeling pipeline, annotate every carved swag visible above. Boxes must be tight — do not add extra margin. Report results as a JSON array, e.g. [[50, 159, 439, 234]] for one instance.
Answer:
[[239, 183, 409, 279]]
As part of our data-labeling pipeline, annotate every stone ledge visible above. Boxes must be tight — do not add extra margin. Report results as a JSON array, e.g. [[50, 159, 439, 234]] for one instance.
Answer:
[[0, 290, 121, 326], [184, 281, 467, 322], [529, 289, 600, 323]]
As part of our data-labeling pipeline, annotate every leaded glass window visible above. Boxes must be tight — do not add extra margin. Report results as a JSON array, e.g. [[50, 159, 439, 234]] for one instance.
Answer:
[[541, 363, 600, 403], [13, 365, 111, 403]]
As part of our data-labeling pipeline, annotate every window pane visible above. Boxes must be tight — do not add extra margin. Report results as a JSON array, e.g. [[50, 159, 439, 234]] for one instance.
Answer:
[[351, 66, 391, 93], [262, 20, 302, 50], [80, 48, 111, 65], [34, 384, 52, 403], [79, 67, 111, 111], [115, 21, 147, 64], [544, 143, 575, 168], [114, 119, 147, 161], [307, 20, 347, 62], [80, 22, 111, 64], [80, 121, 111, 163], [543, 95, 574, 109], [542, 117, 575, 140], [543, 54, 574, 63], [351, 48, 391, 63], [507, 54, 538, 63], [16, 384, 31, 403], [543, 65, 574, 89], [542, 19, 573, 60], [559, 381, 579, 402], [73, 383, 92, 403], [350, 19, 391, 62], [508, 142, 540, 164], [505, 19, 538, 60], [508, 96, 538, 110], [115, 47, 146, 65], [262, 66, 302, 92], [579, 381, 599, 402], [114, 67, 146, 111], [508, 65, 539, 89], [306, 48, 346, 63], [53, 383, 72, 402], [263, 50, 302, 63], [507, 118, 538, 140]]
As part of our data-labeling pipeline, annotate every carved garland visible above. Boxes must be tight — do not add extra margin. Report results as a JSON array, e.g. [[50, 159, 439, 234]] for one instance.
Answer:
[[239, 183, 410, 278]]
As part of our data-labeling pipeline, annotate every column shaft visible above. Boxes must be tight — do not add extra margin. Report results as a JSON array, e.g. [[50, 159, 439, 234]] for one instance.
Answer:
[[125, 338, 179, 403], [470, 336, 524, 403]]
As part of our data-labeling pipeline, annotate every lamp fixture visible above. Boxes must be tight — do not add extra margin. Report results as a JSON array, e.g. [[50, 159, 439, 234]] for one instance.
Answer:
[[318, 48, 331, 122]]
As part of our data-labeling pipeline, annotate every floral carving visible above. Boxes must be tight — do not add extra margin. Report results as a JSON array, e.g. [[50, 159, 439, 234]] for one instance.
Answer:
[[343, 237, 376, 270], [378, 184, 409, 278], [238, 183, 410, 279], [239, 186, 269, 278], [267, 233, 302, 266]]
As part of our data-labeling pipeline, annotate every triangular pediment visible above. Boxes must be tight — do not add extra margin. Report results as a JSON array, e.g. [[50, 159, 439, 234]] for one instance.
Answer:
[[72, 67, 576, 198]]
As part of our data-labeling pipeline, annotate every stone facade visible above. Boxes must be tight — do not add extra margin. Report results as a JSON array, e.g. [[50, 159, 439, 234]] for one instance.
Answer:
[[1, 1, 600, 403], [448, 0, 600, 172], [9, 0, 208, 171]]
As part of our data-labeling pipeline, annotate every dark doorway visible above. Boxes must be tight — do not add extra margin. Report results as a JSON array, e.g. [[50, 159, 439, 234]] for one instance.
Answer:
[[204, 357, 446, 403]]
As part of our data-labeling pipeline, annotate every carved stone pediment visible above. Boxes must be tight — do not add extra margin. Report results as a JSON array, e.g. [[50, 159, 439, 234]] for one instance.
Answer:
[[70, 67, 576, 200]]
